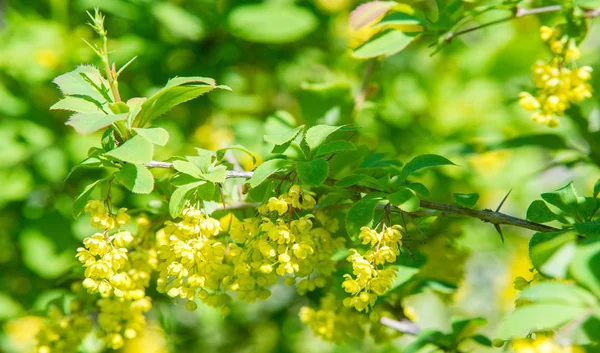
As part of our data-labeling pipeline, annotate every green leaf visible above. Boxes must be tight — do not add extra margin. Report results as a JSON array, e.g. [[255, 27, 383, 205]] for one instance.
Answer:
[[133, 127, 169, 146], [53, 65, 113, 103], [453, 193, 479, 208], [108, 102, 129, 114], [575, 219, 600, 237], [172, 160, 203, 179], [346, 197, 380, 238], [65, 112, 128, 135], [190, 151, 216, 173], [495, 303, 588, 340], [126, 97, 146, 128], [388, 188, 420, 212], [135, 77, 227, 127], [249, 159, 292, 188], [529, 231, 577, 278], [304, 125, 342, 152], [594, 178, 600, 198], [73, 179, 104, 217], [349, 1, 397, 30], [401, 154, 455, 180], [314, 140, 356, 157], [201, 165, 227, 183], [51, 96, 103, 114], [105, 135, 154, 164], [264, 125, 304, 146], [519, 282, 597, 307], [527, 200, 560, 223], [389, 265, 420, 291], [228, 4, 318, 44], [114, 163, 154, 194], [296, 158, 329, 187], [335, 174, 382, 189], [541, 182, 579, 217], [353, 30, 418, 59], [169, 182, 203, 218], [375, 12, 425, 28], [570, 239, 600, 297], [406, 182, 430, 197], [216, 144, 257, 165], [151, 2, 205, 41]]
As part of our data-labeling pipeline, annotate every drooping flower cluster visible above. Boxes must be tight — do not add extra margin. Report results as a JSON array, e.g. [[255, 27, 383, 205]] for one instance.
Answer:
[[155, 186, 344, 313], [76, 200, 155, 349], [342, 225, 404, 312], [35, 302, 92, 353], [156, 207, 233, 314], [228, 186, 344, 300], [519, 26, 592, 127], [512, 336, 584, 353]]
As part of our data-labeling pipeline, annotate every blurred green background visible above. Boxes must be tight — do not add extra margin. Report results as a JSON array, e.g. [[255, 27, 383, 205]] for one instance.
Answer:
[[1, 0, 599, 352]]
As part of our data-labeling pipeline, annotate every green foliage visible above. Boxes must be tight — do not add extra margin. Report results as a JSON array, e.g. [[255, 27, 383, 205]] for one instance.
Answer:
[[4, 1, 600, 353]]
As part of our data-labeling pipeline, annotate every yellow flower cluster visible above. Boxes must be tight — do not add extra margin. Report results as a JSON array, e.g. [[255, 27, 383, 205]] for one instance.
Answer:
[[35, 302, 92, 353], [229, 186, 344, 300], [156, 207, 232, 313], [519, 26, 592, 127], [77, 200, 156, 349], [512, 336, 584, 353], [342, 225, 403, 312], [156, 186, 344, 313]]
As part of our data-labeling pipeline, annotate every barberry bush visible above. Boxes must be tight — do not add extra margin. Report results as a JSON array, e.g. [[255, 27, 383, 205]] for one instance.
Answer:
[[2, 1, 600, 353]]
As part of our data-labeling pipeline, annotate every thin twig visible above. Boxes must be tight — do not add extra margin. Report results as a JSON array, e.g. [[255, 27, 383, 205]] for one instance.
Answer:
[[444, 5, 600, 43], [146, 160, 558, 233]]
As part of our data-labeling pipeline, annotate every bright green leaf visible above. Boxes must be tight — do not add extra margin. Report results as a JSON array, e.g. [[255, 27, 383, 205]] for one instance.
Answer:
[[296, 158, 329, 186], [249, 159, 292, 188], [51, 96, 103, 114], [495, 303, 588, 340], [401, 154, 455, 180], [569, 239, 600, 297], [304, 125, 342, 152], [105, 135, 154, 164], [169, 182, 202, 218], [541, 182, 579, 217], [65, 112, 127, 135], [73, 179, 104, 217], [353, 30, 417, 59], [264, 125, 304, 146], [114, 163, 154, 194], [133, 127, 170, 146], [527, 200, 559, 223], [529, 231, 577, 278], [388, 188, 420, 212], [518, 282, 597, 307], [135, 77, 227, 127], [53, 65, 113, 103], [346, 197, 380, 239], [172, 160, 203, 179], [152, 2, 205, 41], [314, 140, 356, 157], [201, 165, 227, 183]]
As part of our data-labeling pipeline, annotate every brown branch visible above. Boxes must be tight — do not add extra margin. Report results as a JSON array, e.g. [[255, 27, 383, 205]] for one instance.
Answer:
[[147, 160, 558, 233], [444, 5, 600, 43]]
